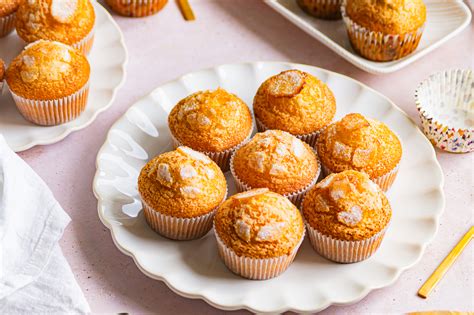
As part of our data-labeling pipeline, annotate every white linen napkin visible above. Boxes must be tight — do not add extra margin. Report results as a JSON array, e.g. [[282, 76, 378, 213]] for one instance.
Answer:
[[0, 135, 90, 314]]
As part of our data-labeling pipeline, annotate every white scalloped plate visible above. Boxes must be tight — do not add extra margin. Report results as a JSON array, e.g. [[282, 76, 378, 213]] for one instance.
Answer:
[[265, 0, 472, 74], [93, 62, 444, 313], [0, 1, 127, 152]]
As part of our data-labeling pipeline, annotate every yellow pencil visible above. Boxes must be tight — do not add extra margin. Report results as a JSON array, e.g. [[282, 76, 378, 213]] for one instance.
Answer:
[[178, 0, 196, 21]]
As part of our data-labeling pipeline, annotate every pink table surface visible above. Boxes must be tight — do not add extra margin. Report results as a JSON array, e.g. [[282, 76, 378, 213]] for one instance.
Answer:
[[18, 0, 473, 313]]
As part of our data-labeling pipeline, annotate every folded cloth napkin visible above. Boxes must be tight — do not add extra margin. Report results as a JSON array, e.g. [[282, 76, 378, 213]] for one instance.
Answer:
[[0, 135, 90, 314]]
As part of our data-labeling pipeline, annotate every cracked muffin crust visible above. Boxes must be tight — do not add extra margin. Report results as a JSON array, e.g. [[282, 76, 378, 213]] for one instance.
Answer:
[[0, 0, 20, 17]]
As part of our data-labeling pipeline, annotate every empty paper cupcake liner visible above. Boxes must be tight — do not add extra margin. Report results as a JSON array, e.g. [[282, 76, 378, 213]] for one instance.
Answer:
[[142, 189, 227, 241], [73, 28, 95, 55], [297, 0, 342, 20], [10, 81, 90, 126], [230, 148, 322, 208], [106, 0, 168, 17], [214, 225, 305, 280], [255, 116, 322, 148], [341, 3, 424, 61], [415, 69, 473, 153], [0, 12, 15, 38]]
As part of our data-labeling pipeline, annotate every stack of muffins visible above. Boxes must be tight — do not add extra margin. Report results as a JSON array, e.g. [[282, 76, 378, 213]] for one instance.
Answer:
[[297, 0, 427, 61], [138, 69, 402, 280], [0, 0, 96, 126]]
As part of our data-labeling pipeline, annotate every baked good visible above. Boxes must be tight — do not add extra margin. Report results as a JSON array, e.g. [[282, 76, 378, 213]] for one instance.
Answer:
[[230, 130, 320, 206], [6, 40, 90, 126], [105, 0, 168, 17], [15, 0, 95, 54], [138, 146, 227, 240], [302, 170, 391, 262], [316, 113, 402, 191], [297, 0, 342, 19], [168, 88, 253, 170], [0, 0, 20, 37], [253, 69, 336, 146], [214, 188, 304, 279], [0, 58, 4, 93], [342, 0, 426, 61]]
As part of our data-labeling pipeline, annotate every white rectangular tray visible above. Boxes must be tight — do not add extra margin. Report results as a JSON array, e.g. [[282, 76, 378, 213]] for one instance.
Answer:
[[265, 0, 472, 74]]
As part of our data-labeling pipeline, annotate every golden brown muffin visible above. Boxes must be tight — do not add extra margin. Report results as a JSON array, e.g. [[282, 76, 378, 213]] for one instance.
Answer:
[[303, 170, 391, 241], [317, 113, 402, 189], [138, 146, 227, 218], [297, 0, 342, 20], [6, 40, 90, 100], [0, 0, 20, 17], [253, 70, 336, 143], [231, 130, 319, 201], [0, 0, 20, 37], [15, 0, 95, 51], [214, 188, 304, 259], [105, 0, 168, 17], [0, 58, 4, 82]]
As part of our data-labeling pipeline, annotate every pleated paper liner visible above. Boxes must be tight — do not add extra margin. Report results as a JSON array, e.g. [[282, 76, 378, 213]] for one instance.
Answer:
[[297, 0, 342, 20], [341, 3, 424, 61], [106, 0, 168, 17], [214, 225, 305, 280], [72, 28, 95, 55], [142, 189, 227, 241], [0, 12, 15, 38], [255, 116, 322, 148], [10, 81, 90, 126], [230, 148, 322, 208], [415, 69, 473, 153]]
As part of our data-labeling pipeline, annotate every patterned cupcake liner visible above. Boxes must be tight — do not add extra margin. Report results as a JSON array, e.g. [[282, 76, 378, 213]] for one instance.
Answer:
[[230, 148, 322, 208], [106, 0, 168, 17], [170, 125, 253, 172], [72, 28, 95, 55], [9, 81, 90, 126], [415, 69, 473, 153], [141, 188, 227, 241], [341, 3, 424, 61], [0, 12, 15, 38], [297, 0, 342, 20], [214, 225, 305, 280], [255, 116, 322, 148]]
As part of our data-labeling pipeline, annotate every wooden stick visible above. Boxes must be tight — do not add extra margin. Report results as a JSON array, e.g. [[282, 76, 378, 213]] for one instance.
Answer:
[[418, 226, 473, 298], [177, 0, 196, 21]]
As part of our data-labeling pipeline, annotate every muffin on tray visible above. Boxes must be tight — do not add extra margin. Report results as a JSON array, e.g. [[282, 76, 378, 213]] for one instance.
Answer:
[[0, 0, 20, 37], [297, 0, 342, 20], [105, 0, 168, 17]]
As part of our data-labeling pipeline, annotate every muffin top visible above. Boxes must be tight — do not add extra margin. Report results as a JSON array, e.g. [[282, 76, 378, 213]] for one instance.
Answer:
[[214, 188, 304, 259], [232, 130, 319, 195], [138, 146, 227, 218], [6, 40, 90, 100], [0, 0, 20, 17], [317, 113, 402, 178], [15, 0, 95, 45], [168, 88, 253, 152], [345, 0, 426, 34], [303, 170, 391, 241], [253, 70, 336, 135]]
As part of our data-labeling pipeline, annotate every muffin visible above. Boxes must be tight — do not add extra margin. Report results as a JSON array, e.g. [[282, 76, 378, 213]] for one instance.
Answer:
[[230, 130, 320, 207], [253, 70, 336, 147], [214, 188, 305, 279], [302, 170, 391, 263], [168, 88, 253, 171], [316, 113, 402, 191], [341, 0, 426, 61], [297, 0, 342, 19], [15, 0, 95, 55], [105, 0, 168, 17], [0, 0, 20, 37], [138, 146, 227, 240], [6, 40, 90, 126]]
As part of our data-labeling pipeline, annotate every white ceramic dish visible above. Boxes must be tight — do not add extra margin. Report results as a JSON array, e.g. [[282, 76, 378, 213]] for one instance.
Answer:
[[93, 62, 445, 313], [265, 0, 472, 74], [0, 1, 127, 152]]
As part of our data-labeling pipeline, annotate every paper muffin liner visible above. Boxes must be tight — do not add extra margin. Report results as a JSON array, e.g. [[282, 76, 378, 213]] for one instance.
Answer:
[[214, 225, 305, 280], [297, 0, 342, 20], [141, 189, 227, 241], [106, 0, 168, 17], [255, 116, 322, 148], [9, 81, 90, 126], [0, 12, 15, 38], [170, 125, 253, 172], [72, 28, 95, 55], [415, 69, 473, 153], [230, 148, 321, 208], [341, 3, 424, 61]]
